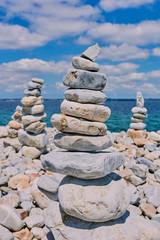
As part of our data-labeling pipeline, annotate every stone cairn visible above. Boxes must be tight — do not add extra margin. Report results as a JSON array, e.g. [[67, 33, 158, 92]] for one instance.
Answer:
[[7, 105, 23, 138], [41, 44, 131, 239], [130, 92, 147, 130], [18, 78, 49, 159]]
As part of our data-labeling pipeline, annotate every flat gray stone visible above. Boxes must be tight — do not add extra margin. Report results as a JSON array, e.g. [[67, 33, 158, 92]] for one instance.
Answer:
[[22, 113, 46, 125], [41, 151, 125, 179], [22, 104, 44, 115], [0, 225, 14, 240], [136, 92, 144, 108], [27, 81, 42, 89], [21, 146, 46, 159], [131, 117, 143, 123], [51, 114, 107, 136], [61, 99, 111, 122], [81, 43, 101, 61], [146, 185, 160, 208], [18, 129, 49, 149], [0, 204, 23, 231], [72, 56, 99, 71], [54, 133, 112, 152], [64, 89, 106, 103], [58, 173, 130, 222], [131, 107, 147, 114], [24, 88, 41, 96], [130, 123, 146, 130], [37, 174, 63, 193], [63, 69, 107, 90], [32, 77, 44, 85], [133, 113, 147, 120], [44, 202, 160, 240], [25, 121, 46, 134]]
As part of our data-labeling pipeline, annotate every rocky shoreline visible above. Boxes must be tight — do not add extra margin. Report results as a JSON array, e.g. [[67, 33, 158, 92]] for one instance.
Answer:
[[0, 126, 160, 239]]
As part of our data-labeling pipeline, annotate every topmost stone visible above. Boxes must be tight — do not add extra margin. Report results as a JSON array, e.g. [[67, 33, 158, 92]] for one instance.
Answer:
[[32, 78, 44, 85], [137, 92, 144, 108], [81, 43, 101, 62]]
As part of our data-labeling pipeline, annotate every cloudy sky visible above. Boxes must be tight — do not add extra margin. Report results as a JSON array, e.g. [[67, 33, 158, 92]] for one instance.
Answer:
[[0, 0, 160, 99]]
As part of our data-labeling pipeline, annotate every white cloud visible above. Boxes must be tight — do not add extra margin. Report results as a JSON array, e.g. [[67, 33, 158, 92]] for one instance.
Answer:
[[99, 0, 154, 12], [152, 48, 160, 56], [55, 82, 67, 91], [88, 20, 160, 46], [100, 62, 139, 75], [138, 83, 160, 94], [99, 44, 149, 61]]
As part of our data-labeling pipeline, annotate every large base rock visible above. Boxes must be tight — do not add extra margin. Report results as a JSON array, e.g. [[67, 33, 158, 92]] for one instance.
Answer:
[[58, 173, 130, 222], [44, 202, 160, 240], [41, 151, 125, 179]]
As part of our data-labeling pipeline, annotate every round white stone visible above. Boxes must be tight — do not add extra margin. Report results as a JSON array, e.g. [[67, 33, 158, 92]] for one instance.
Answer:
[[72, 56, 99, 71]]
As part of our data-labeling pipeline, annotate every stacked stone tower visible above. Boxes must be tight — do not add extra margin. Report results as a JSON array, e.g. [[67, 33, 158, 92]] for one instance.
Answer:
[[7, 105, 23, 138], [41, 44, 131, 239], [130, 92, 147, 130], [18, 78, 48, 159]]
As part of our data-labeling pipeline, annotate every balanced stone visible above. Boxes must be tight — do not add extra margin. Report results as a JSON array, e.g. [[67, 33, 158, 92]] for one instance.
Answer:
[[54, 133, 112, 151], [131, 107, 147, 114], [130, 123, 146, 130], [131, 117, 143, 123], [41, 151, 125, 179], [133, 113, 147, 120], [27, 81, 42, 89], [25, 121, 46, 134], [72, 57, 99, 72], [8, 120, 22, 130], [32, 77, 44, 85], [63, 70, 107, 90], [137, 92, 144, 108], [24, 88, 41, 96], [34, 96, 44, 105], [64, 89, 106, 103], [18, 129, 49, 149], [61, 99, 111, 122], [21, 146, 47, 159], [21, 96, 38, 107], [51, 114, 107, 136], [58, 173, 130, 222], [80, 43, 101, 61], [22, 104, 44, 115], [22, 113, 46, 125]]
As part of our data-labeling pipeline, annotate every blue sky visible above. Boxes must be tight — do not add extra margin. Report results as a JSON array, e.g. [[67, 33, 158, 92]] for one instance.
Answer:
[[0, 0, 160, 99]]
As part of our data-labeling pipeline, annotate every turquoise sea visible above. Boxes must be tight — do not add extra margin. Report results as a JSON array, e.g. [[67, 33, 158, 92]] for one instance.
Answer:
[[0, 99, 160, 132]]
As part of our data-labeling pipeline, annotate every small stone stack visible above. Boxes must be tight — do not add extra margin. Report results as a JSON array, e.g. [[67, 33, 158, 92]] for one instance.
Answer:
[[51, 43, 112, 151], [130, 92, 147, 130], [18, 78, 49, 159], [41, 44, 131, 239], [7, 106, 23, 138]]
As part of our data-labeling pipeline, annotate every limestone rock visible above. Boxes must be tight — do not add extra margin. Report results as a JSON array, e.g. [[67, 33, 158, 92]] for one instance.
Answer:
[[25, 121, 46, 134], [22, 113, 46, 126], [58, 173, 130, 222], [18, 129, 49, 149], [0, 126, 8, 138], [139, 202, 156, 218], [41, 151, 125, 179], [44, 202, 160, 240], [130, 122, 146, 130], [54, 133, 112, 151], [72, 56, 99, 71], [7, 127, 18, 138], [8, 121, 22, 130], [24, 88, 41, 97], [27, 81, 42, 89], [37, 174, 63, 193], [8, 174, 30, 190], [148, 131, 160, 142], [131, 107, 147, 114], [127, 129, 147, 140], [80, 43, 101, 61], [13, 228, 33, 240], [24, 214, 44, 228], [63, 69, 106, 90], [61, 99, 111, 122], [21, 96, 38, 107], [0, 204, 23, 231], [3, 138, 21, 152], [136, 92, 144, 108], [0, 225, 14, 240], [22, 104, 44, 115], [146, 185, 160, 207], [64, 88, 106, 103], [131, 117, 143, 123], [51, 114, 107, 136], [0, 191, 20, 208], [133, 113, 147, 120], [21, 146, 46, 159], [32, 77, 44, 85]]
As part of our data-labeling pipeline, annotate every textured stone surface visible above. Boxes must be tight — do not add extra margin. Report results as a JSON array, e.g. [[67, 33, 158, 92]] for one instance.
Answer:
[[127, 129, 147, 140], [37, 174, 64, 193], [27, 81, 42, 89], [131, 107, 147, 114], [54, 133, 112, 151], [25, 121, 46, 134], [44, 202, 160, 240], [24, 88, 41, 97], [21, 96, 38, 107], [58, 173, 130, 222], [63, 69, 106, 90], [0, 225, 14, 240], [64, 88, 106, 103], [18, 129, 49, 149], [22, 113, 46, 126], [146, 185, 160, 207], [80, 43, 101, 61], [8, 120, 22, 130], [3, 138, 21, 152], [32, 77, 44, 84], [51, 114, 107, 136], [61, 99, 111, 122], [22, 104, 44, 115], [130, 122, 146, 130], [148, 131, 160, 142], [131, 117, 143, 123], [136, 92, 144, 108], [0, 126, 8, 138], [72, 56, 99, 71], [22, 146, 46, 159], [0, 204, 23, 231], [139, 202, 156, 218], [8, 174, 30, 189], [41, 151, 125, 179]]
